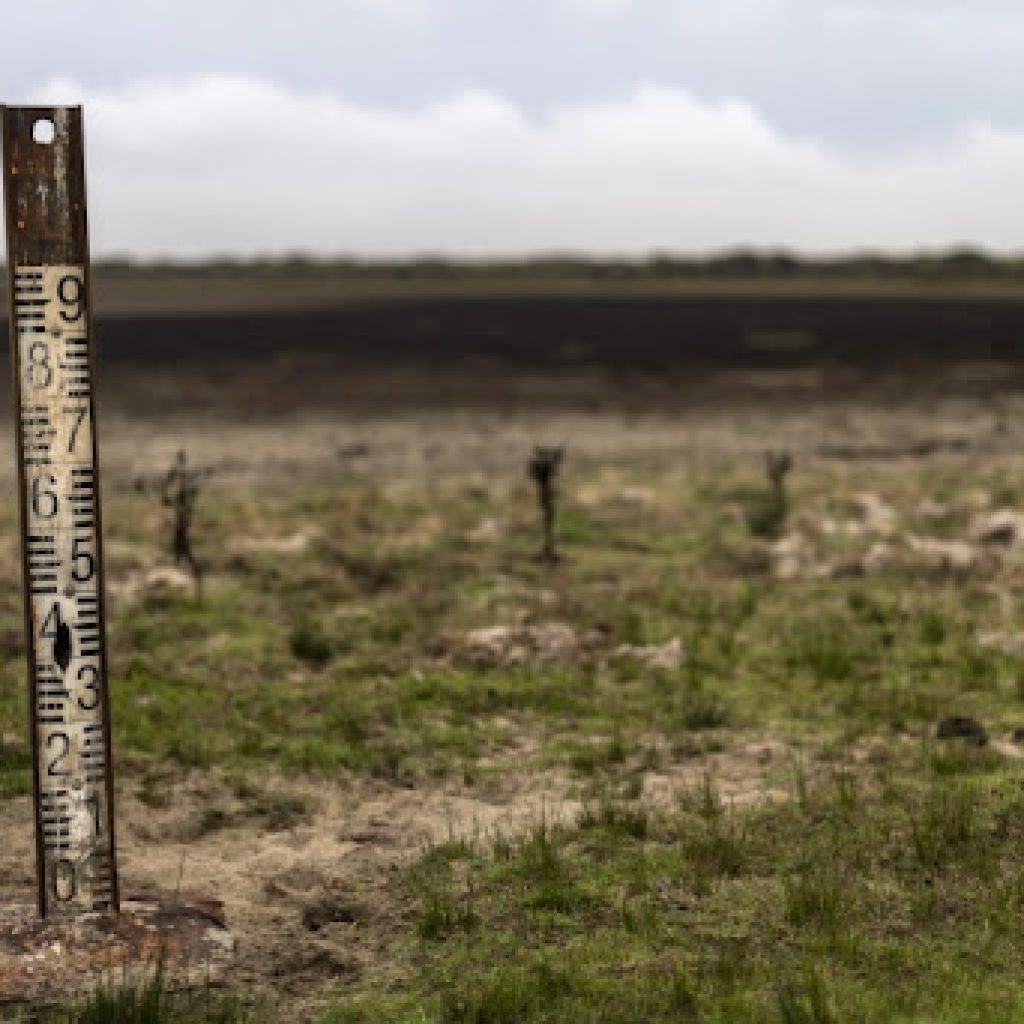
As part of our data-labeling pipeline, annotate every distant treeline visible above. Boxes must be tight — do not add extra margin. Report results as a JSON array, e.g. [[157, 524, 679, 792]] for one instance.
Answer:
[[78, 250, 1024, 282]]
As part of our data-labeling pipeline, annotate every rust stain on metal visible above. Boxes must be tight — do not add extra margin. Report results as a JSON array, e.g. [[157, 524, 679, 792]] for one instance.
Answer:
[[2, 106, 119, 919], [0, 896, 235, 1007]]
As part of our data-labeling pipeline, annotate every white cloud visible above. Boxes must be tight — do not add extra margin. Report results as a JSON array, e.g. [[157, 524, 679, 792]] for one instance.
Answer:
[[6, 74, 1024, 257]]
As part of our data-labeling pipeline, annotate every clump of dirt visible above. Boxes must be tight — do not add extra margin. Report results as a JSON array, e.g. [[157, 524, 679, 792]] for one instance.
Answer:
[[904, 535, 984, 576], [972, 509, 1024, 548], [855, 541, 898, 576], [849, 493, 899, 537], [300, 888, 370, 933], [641, 736, 798, 808], [614, 637, 687, 671], [936, 715, 989, 747], [466, 517, 503, 543], [769, 532, 829, 581], [383, 514, 445, 553], [235, 528, 322, 555], [576, 481, 659, 510], [460, 622, 580, 666], [978, 630, 1024, 658]]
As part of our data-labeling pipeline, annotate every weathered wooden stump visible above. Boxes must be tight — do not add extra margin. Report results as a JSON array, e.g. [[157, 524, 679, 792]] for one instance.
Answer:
[[0, 895, 234, 1010]]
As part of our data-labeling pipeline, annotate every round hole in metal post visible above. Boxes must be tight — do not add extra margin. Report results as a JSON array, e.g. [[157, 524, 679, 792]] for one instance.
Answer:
[[32, 118, 55, 145]]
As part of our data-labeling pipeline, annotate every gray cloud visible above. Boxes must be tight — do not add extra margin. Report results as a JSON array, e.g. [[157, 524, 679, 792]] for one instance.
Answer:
[[4, 1, 1024, 151]]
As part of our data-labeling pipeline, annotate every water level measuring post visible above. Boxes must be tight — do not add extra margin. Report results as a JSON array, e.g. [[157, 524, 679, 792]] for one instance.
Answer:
[[2, 106, 119, 918]]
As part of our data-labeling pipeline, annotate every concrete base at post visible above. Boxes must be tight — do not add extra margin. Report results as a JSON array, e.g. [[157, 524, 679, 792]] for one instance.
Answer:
[[0, 894, 234, 1010]]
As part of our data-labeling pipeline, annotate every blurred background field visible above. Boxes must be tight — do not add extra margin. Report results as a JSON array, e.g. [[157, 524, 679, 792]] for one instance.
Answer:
[[6, 256, 1024, 419]]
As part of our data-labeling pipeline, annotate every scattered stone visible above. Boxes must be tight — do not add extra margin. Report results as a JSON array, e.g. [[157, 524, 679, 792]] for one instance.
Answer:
[[977, 631, 1024, 658], [851, 493, 897, 537], [139, 566, 197, 603], [615, 637, 686, 670], [108, 565, 197, 610], [529, 622, 578, 659], [861, 541, 897, 576], [971, 508, 1024, 547], [905, 535, 979, 574], [237, 528, 321, 555], [936, 715, 989, 747], [576, 483, 657, 510], [769, 533, 825, 580], [463, 622, 578, 666], [834, 541, 898, 577]]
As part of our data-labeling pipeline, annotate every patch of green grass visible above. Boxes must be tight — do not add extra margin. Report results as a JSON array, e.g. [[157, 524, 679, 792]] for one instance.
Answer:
[[0, 737, 31, 801], [785, 616, 859, 684], [556, 506, 598, 545], [318, 764, 1024, 1022], [417, 887, 480, 941], [734, 483, 789, 540], [677, 692, 731, 731], [289, 618, 338, 666]]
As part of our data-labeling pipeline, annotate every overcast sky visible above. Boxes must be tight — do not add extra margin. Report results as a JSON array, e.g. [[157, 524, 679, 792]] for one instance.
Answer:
[[4, 0, 1024, 256]]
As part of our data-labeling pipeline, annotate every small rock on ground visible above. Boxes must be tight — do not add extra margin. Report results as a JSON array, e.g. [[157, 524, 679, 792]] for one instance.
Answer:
[[936, 715, 989, 747], [972, 508, 1024, 547], [614, 637, 686, 670], [463, 622, 578, 665], [906, 536, 979, 574]]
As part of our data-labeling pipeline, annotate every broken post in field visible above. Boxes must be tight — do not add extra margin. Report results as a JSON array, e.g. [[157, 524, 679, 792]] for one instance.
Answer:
[[2, 106, 119, 919], [161, 449, 205, 597], [765, 450, 793, 495], [528, 446, 564, 564]]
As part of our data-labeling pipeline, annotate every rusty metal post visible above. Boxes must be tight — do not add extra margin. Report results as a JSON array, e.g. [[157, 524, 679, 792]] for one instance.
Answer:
[[2, 106, 119, 918]]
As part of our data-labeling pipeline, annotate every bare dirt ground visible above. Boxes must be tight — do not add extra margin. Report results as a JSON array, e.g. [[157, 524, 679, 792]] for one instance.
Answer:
[[0, 735, 797, 1008]]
